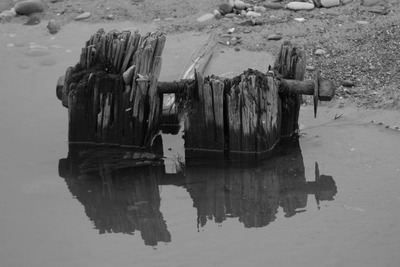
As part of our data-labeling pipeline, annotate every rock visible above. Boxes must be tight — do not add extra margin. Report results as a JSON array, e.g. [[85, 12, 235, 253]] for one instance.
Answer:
[[285, 2, 314, 10], [294, 17, 306, 22], [213, 9, 222, 19], [341, 0, 353, 4], [234, 0, 247, 10], [219, 3, 233, 15], [361, 0, 380, 6], [56, 75, 65, 100], [263, 2, 284, 9], [254, 6, 267, 12], [197, 13, 214, 22], [106, 14, 114, 20], [363, 6, 390, 15], [47, 19, 61, 34], [320, 0, 340, 7], [0, 8, 17, 21], [243, 29, 251, 34], [246, 11, 262, 17], [123, 65, 135, 85], [14, 0, 45, 16], [315, 49, 326, 56], [75, 12, 91, 21], [306, 65, 315, 71], [342, 80, 355, 87], [313, 0, 322, 7], [267, 33, 282, 40]]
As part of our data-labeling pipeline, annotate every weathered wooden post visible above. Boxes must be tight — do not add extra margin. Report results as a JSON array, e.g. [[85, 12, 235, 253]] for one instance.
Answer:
[[183, 69, 282, 160], [273, 41, 306, 137], [60, 29, 166, 147]]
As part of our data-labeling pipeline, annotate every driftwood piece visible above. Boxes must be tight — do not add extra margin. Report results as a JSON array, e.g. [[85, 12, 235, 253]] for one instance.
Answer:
[[62, 29, 166, 147], [273, 41, 306, 137]]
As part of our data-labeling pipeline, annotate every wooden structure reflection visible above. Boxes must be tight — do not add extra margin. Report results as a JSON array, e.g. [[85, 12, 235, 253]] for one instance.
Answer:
[[58, 137, 336, 246]]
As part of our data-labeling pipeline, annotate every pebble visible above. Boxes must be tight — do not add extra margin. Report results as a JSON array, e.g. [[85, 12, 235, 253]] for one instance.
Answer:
[[106, 14, 114, 20], [315, 49, 326, 56], [219, 3, 233, 15], [243, 29, 251, 34], [306, 65, 315, 71], [263, 3, 284, 9], [47, 19, 61, 34], [253, 6, 267, 12], [342, 80, 355, 87], [213, 9, 222, 19], [246, 11, 262, 18], [14, 0, 45, 16], [361, 0, 381, 6], [294, 18, 306, 22], [123, 65, 135, 85], [321, 0, 341, 8], [197, 13, 214, 22], [0, 8, 17, 21], [234, 0, 247, 10], [75, 12, 91, 21], [267, 33, 282, 40], [285, 2, 314, 10]]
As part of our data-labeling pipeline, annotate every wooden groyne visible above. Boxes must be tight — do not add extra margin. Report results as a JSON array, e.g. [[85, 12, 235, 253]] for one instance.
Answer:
[[57, 29, 335, 159]]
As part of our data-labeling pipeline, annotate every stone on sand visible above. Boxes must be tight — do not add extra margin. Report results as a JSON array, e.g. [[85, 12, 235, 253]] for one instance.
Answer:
[[14, 0, 45, 16]]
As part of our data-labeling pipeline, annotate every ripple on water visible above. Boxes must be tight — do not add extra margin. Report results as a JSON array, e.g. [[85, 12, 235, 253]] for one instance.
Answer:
[[25, 44, 50, 57], [17, 62, 30, 69], [39, 58, 57, 67]]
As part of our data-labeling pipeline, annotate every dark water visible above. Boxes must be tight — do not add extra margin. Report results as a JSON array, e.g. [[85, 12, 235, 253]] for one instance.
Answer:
[[1, 22, 400, 267]]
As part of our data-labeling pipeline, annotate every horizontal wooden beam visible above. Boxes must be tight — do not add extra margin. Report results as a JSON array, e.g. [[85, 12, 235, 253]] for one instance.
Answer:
[[157, 77, 335, 101], [57, 75, 335, 102]]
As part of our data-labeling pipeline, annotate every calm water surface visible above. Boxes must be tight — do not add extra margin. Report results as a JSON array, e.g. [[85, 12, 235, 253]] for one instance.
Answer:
[[1, 22, 400, 267]]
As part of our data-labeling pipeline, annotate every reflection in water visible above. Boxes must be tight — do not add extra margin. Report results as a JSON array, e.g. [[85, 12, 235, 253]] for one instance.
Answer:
[[58, 137, 337, 246], [185, 139, 337, 228]]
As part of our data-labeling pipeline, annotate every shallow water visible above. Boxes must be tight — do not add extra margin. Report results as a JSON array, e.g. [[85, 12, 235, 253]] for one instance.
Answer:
[[1, 22, 400, 267]]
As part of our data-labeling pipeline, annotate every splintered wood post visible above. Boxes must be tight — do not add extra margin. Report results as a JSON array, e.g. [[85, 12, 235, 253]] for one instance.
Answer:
[[226, 70, 280, 158], [184, 72, 226, 156], [273, 41, 306, 137], [61, 29, 166, 147], [184, 69, 280, 160]]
